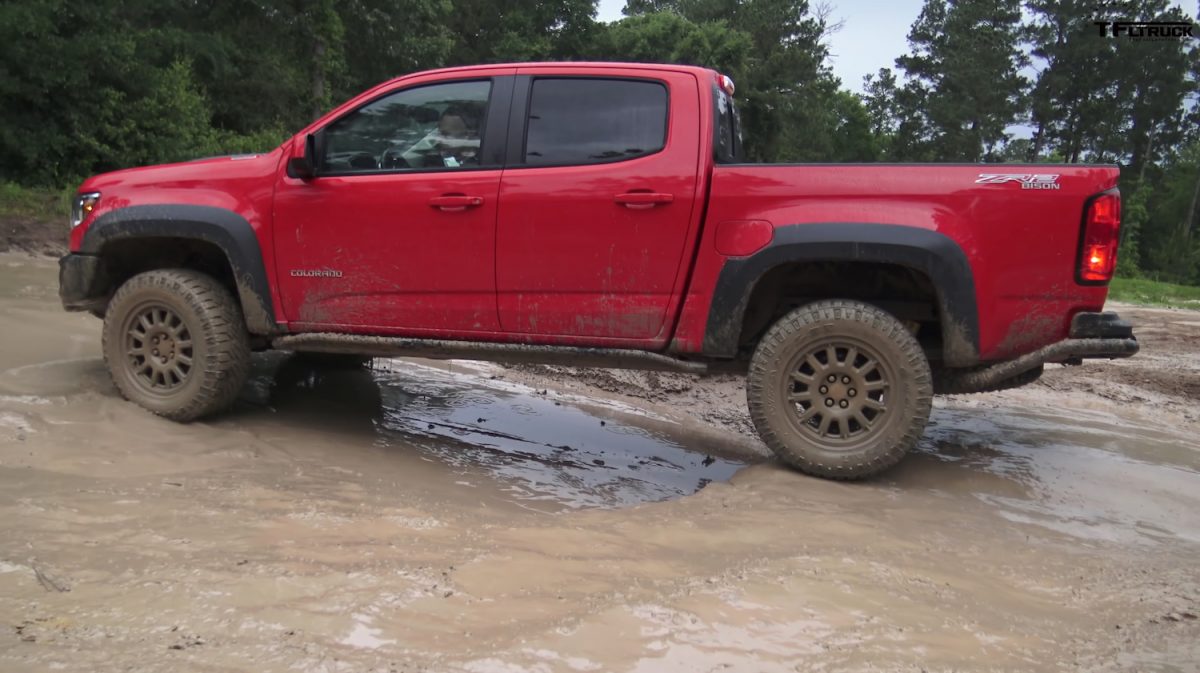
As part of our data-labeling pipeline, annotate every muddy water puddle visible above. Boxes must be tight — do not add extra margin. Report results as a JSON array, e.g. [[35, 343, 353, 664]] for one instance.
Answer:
[[0, 351, 754, 510], [3, 345, 1198, 535], [246, 356, 754, 509], [240, 354, 1200, 540], [912, 404, 1200, 546]]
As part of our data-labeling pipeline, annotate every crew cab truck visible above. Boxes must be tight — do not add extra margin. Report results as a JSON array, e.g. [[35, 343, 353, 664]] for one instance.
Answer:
[[59, 62, 1138, 479]]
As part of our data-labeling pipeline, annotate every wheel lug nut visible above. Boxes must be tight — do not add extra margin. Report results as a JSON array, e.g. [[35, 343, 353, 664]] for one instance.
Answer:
[[841, 376, 851, 384], [848, 389, 857, 397], [839, 400, 849, 408], [819, 385, 828, 394], [827, 375, 836, 383], [825, 398, 834, 407]]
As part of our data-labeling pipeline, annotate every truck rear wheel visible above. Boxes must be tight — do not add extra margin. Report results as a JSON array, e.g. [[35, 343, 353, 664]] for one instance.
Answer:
[[102, 269, 250, 421], [746, 300, 932, 479]]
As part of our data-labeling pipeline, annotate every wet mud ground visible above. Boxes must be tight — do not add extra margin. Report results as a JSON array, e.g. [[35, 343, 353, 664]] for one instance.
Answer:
[[0, 252, 1198, 672]]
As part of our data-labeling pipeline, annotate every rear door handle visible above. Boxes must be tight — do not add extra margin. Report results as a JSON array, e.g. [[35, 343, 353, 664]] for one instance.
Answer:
[[614, 192, 674, 209], [429, 194, 484, 211]]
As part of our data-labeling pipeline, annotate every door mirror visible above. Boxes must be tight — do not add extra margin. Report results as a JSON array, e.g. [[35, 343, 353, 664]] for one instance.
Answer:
[[286, 133, 319, 180]]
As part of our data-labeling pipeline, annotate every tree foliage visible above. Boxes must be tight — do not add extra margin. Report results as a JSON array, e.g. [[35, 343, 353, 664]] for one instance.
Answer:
[[618, 0, 878, 161], [866, 0, 1028, 161]]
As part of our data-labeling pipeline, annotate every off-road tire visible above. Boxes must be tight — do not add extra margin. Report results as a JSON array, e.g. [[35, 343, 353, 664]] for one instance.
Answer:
[[747, 300, 933, 479], [102, 269, 250, 421]]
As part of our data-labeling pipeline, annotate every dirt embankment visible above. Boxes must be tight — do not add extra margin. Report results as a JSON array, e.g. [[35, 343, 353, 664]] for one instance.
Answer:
[[0, 213, 68, 257]]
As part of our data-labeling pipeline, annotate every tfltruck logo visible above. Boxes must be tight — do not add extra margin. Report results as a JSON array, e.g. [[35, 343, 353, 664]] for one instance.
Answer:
[[1094, 21, 1196, 41]]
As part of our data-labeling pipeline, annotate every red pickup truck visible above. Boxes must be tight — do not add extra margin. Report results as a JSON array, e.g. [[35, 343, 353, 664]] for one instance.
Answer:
[[59, 62, 1137, 479]]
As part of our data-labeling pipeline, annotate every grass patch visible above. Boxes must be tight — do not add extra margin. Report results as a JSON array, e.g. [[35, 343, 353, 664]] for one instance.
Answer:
[[1108, 276, 1200, 308], [0, 183, 72, 221]]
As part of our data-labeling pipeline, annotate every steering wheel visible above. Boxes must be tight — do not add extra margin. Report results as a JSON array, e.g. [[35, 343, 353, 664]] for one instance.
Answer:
[[345, 152, 380, 171], [379, 147, 412, 170]]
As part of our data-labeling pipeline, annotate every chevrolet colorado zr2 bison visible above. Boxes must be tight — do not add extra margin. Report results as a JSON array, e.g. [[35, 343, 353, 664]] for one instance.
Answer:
[[59, 62, 1139, 479]]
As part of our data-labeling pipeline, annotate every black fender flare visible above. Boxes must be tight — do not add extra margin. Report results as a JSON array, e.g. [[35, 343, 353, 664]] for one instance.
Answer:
[[80, 204, 278, 335], [702, 223, 980, 366]]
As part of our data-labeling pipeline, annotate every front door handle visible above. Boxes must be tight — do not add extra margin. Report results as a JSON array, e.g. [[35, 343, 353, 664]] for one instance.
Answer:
[[614, 192, 674, 210], [429, 194, 484, 211]]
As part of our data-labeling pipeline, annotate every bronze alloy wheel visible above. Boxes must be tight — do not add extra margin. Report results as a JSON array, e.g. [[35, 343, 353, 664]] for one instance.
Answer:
[[782, 339, 891, 445], [102, 269, 250, 421], [121, 303, 195, 396], [746, 299, 932, 480]]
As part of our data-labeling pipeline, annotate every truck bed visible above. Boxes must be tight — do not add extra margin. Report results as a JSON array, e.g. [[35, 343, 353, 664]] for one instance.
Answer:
[[700, 163, 1120, 360]]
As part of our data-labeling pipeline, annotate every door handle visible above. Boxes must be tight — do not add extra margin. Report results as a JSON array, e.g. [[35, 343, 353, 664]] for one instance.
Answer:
[[429, 194, 484, 211], [614, 192, 674, 209]]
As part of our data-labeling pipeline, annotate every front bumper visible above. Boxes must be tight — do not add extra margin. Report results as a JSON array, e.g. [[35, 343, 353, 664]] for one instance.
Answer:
[[59, 253, 109, 312]]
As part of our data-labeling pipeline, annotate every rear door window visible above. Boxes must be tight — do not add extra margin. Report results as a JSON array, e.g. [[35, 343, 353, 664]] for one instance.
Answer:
[[523, 78, 667, 166]]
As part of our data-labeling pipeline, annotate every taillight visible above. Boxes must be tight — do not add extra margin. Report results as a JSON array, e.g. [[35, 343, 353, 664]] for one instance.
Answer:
[[1077, 191, 1120, 284]]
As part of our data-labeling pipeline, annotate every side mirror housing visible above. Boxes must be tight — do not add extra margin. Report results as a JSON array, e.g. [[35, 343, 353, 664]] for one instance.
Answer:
[[286, 133, 319, 180]]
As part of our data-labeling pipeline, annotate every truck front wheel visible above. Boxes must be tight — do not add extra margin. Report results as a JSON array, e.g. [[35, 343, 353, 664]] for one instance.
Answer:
[[102, 269, 250, 421], [746, 300, 932, 479]]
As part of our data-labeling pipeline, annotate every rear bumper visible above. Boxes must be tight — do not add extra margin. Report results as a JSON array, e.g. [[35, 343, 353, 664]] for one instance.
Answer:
[[1069, 311, 1134, 341], [1052, 311, 1139, 361], [936, 311, 1137, 394], [59, 253, 109, 312], [1020, 311, 1139, 365]]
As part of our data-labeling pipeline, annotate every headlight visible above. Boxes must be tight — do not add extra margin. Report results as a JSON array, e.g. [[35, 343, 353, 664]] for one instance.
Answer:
[[70, 192, 101, 228]]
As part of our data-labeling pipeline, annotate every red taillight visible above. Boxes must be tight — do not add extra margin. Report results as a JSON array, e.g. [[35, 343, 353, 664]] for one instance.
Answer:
[[1078, 191, 1120, 283]]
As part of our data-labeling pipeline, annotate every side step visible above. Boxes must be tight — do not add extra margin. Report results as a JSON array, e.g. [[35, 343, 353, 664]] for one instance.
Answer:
[[272, 333, 710, 374]]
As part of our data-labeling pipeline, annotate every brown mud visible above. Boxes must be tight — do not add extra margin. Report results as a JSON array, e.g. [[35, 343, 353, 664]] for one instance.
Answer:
[[0, 252, 1198, 672]]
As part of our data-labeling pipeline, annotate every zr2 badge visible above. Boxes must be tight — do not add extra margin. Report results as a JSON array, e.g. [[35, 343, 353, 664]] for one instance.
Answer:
[[975, 173, 1061, 190]]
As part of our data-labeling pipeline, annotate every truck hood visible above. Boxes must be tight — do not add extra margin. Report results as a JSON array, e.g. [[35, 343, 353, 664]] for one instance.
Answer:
[[80, 150, 284, 192]]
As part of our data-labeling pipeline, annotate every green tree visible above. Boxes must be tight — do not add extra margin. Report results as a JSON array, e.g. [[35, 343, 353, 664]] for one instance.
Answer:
[[1139, 141, 1200, 283], [0, 1, 220, 184], [1116, 2, 1197, 185], [593, 11, 753, 70], [339, 0, 454, 94], [1025, 0, 1196, 170], [620, 0, 868, 162], [444, 0, 599, 64], [785, 88, 879, 162], [863, 66, 935, 160], [887, 0, 1028, 161], [1024, 0, 1122, 162], [115, 60, 217, 167]]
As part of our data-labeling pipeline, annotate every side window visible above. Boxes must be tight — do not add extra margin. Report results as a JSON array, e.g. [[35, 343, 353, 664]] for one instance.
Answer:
[[322, 80, 491, 173], [524, 78, 667, 166], [713, 87, 742, 163]]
